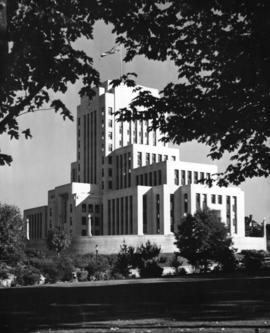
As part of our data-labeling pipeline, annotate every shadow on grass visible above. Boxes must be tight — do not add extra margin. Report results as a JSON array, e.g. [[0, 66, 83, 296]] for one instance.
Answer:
[[1, 276, 270, 332]]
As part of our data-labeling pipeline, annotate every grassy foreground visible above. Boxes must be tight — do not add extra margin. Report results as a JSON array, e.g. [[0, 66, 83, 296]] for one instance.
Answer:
[[0, 275, 270, 332]]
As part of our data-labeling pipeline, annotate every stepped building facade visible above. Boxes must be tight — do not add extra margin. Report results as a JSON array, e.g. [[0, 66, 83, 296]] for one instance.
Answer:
[[24, 81, 267, 253]]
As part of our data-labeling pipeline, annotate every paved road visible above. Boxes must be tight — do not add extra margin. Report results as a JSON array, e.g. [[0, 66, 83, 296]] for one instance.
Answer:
[[1, 276, 270, 332]]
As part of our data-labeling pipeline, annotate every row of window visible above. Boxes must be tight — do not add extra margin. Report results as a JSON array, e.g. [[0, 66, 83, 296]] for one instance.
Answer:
[[108, 196, 133, 235], [174, 170, 211, 186], [27, 213, 43, 240], [137, 152, 176, 167], [136, 170, 162, 187], [115, 153, 132, 190], [81, 203, 101, 214]]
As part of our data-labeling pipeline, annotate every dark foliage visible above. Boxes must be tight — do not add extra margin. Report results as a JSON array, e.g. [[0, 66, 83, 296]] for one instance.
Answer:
[[2, 1, 270, 187], [113, 0, 270, 186], [113, 242, 135, 277], [241, 250, 266, 273], [85, 254, 114, 280], [245, 216, 265, 237], [46, 227, 71, 255], [175, 208, 234, 272], [14, 265, 41, 286], [0, 203, 26, 265], [134, 241, 163, 278]]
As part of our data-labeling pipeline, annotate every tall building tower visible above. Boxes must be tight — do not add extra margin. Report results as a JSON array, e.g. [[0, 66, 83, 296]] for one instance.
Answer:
[[24, 80, 267, 253]]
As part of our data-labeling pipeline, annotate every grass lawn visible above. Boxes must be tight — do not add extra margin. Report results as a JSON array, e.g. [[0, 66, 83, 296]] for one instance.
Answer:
[[1, 275, 270, 332]]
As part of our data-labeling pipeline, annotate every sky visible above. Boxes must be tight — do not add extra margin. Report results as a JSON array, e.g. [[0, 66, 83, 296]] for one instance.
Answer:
[[0, 20, 269, 223]]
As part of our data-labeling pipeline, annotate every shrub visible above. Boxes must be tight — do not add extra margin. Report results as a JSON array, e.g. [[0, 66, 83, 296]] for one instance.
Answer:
[[85, 255, 112, 280], [241, 250, 266, 273], [113, 243, 135, 277], [25, 248, 46, 260], [31, 258, 59, 283], [55, 256, 74, 282], [76, 269, 88, 282], [139, 259, 163, 278], [135, 241, 163, 278], [14, 265, 41, 286], [0, 262, 10, 280]]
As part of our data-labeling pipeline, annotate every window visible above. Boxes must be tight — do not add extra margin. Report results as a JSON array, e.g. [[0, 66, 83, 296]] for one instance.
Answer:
[[108, 119, 113, 127], [140, 174, 143, 185], [136, 175, 139, 186], [95, 217, 100, 226], [156, 194, 160, 233], [174, 169, 179, 185], [200, 172, 204, 180], [108, 180, 113, 189], [88, 204, 93, 213], [108, 144, 113, 152], [108, 156, 112, 164], [226, 196, 231, 230], [158, 154, 162, 162], [108, 107, 113, 115], [153, 131, 157, 145], [152, 154, 156, 163], [102, 168, 104, 177], [232, 196, 237, 233], [206, 173, 210, 180], [108, 132, 113, 140], [218, 195, 222, 204], [144, 173, 148, 185], [188, 171, 192, 184], [170, 194, 174, 232], [184, 193, 188, 214], [82, 204, 86, 213], [158, 170, 162, 185], [194, 171, 198, 184], [172, 156, 176, 161], [108, 168, 112, 177], [70, 204, 72, 213], [181, 170, 186, 185], [154, 171, 157, 185], [164, 155, 168, 161], [196, 193, 200, 211], [137, 152, 142, 167], [81, 229, 87, 236], [211, 194, 216, 204], [203, 194, 207, 208], [95, 205, 100, 213], [82, 216, 87, 225], [149, 172, 153, 186], [78, 117, 80, 126], [143, 195, 147, 234], [146, 153, 150, 165]]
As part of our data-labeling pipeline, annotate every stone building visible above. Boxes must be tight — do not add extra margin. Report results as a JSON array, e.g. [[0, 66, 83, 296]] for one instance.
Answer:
[[24, 81, 267, 253]]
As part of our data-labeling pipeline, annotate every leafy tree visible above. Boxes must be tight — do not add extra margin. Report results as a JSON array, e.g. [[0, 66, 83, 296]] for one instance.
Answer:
[[113, 242, 135, 277], [0, 203, 26, 264], [174, 208, 234, 272], [3, 0, 270, 186], [113, 0, 270, 186], [46, 227, 71, 256], [134, 241, 163, 278]]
